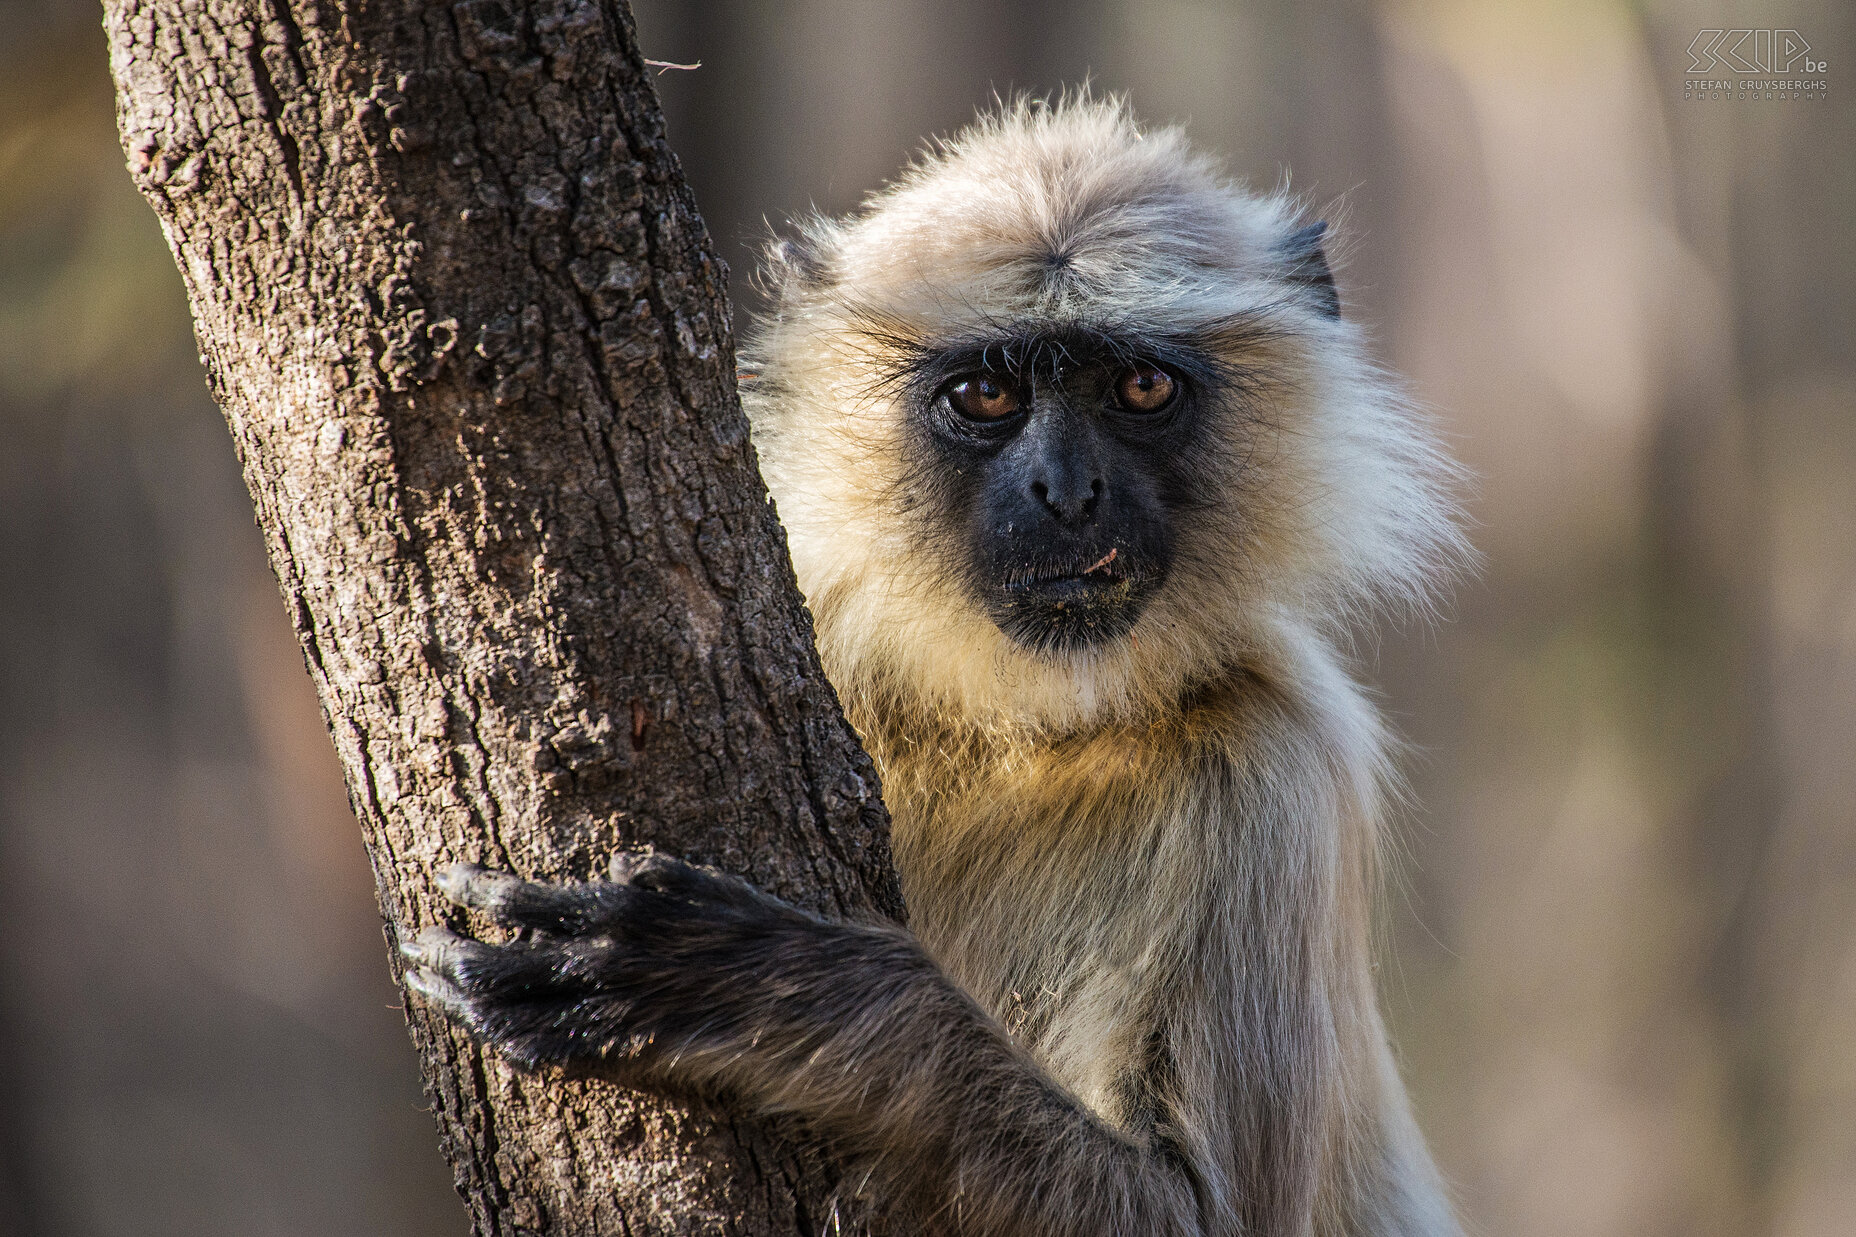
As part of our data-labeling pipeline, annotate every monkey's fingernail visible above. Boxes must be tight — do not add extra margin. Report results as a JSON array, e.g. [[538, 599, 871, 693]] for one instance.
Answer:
[[609, 849, 651, 882], [402, 924, 469, 974], [436, 862, 486, 902], [404, 968, 465, 1010]]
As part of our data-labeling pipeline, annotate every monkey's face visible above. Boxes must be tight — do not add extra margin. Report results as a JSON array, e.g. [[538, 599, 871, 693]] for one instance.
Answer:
[[906, 338, 1213, 654], [742, 99, 1464, 732]]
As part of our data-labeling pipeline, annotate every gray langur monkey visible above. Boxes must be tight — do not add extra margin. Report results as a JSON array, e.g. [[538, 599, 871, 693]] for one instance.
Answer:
[[400, 97, 1468, 1237]]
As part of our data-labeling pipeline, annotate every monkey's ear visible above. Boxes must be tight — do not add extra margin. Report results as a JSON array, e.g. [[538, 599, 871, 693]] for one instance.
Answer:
[[1280, 220, 1340, 319], [757, 229, 831, 306]]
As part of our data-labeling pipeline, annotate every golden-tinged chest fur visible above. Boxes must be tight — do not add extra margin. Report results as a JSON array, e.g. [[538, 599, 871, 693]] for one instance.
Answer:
[[856, 681, 1259, 1127]]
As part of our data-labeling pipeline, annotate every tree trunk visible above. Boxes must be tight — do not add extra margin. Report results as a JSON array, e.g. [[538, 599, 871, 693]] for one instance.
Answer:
[[103, 1, 901, 1233]]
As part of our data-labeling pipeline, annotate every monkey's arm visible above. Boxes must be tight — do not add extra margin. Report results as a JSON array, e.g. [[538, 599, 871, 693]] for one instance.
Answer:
[[399, 855, 1206, 1237]]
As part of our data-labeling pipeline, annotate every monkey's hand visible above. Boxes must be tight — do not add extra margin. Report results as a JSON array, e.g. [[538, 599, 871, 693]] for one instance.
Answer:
[[400, 854, 1205, 1235], [397, 853, 927, 1086]]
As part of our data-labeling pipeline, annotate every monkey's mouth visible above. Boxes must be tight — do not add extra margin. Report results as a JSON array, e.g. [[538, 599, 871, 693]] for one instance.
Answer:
[[990, 548, 1159, 653]]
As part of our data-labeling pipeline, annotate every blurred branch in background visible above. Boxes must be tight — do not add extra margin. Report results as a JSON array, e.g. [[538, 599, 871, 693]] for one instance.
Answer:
[[0, 0, 1850, 1234]]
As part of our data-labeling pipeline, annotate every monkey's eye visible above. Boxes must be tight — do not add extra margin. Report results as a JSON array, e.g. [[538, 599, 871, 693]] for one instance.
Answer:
[[944, 373, 1021, 421], [1115, 364, 1177, 413]]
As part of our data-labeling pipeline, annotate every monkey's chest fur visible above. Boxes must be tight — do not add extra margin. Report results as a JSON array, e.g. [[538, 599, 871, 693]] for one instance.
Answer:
[[868, 705, 1233, 1132]]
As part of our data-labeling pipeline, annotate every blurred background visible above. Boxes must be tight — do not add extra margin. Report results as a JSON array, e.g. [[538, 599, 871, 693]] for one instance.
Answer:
[[2, 0, 1851, 1233]]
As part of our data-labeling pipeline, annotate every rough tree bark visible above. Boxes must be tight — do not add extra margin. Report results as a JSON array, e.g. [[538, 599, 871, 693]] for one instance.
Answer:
[[104, 1, 902, 1232]]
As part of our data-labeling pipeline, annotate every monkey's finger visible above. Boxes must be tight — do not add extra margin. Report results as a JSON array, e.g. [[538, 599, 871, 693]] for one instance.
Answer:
[[608, 851, 767, 912], [404, 965, 558, 1062], [435, 862, 605, 933], [401, 920, 608, 1002], [609, 850, 696, 890], [403, 966, 471, 1018], [398, 923, 482, 974], [607, 853, 820, 930]]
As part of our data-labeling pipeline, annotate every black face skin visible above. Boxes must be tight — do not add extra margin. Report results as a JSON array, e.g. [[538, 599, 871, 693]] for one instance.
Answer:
[[901, 325, 1224, 654]]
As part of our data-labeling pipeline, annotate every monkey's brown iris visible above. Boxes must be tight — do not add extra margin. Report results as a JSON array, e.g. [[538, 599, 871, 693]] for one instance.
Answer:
[[1116, 364, 1176, 413], [947, 374, 1021, 421]]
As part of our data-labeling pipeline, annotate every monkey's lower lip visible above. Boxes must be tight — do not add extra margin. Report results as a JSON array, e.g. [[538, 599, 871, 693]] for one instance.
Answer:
[[1010, 573, 1125, 602], [1004, 550, 1134, 592], [991, 558, 1157, 652]]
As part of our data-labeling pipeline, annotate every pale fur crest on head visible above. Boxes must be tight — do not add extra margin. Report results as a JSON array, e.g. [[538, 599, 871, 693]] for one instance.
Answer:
[[743, 93, 1467, 741]]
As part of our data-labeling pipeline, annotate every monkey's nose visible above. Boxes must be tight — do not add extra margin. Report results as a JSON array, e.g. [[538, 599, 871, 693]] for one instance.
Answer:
[[1031, 476, 1103, 525]]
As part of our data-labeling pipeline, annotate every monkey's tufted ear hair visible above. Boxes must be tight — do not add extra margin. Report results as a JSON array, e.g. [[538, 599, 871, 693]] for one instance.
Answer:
[[754, 226, 832, 307], [1280, 220, 1340, 319]]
